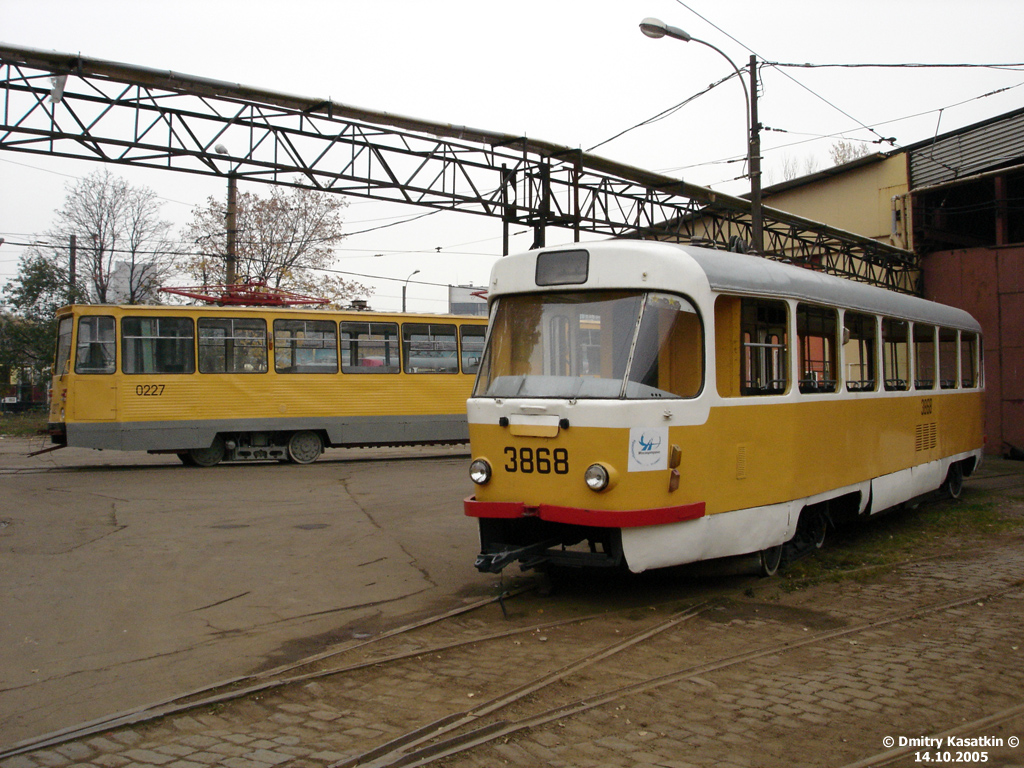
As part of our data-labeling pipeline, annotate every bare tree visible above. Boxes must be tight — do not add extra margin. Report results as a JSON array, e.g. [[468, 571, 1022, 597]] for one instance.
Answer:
[[46, 169, 176, 304], [775, 152, 822, 183], [180, 184, 370, 305], [829, 139, 873, 166], [781, 154, 802, 181]]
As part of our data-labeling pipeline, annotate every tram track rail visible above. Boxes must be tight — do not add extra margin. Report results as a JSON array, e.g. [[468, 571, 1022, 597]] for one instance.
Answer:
[[0, 589, 529, 758], [3, 539, 1021, 765], [330, 577, 1024, 768], [837, 701, 1024, 768], [0, 585, 708, 759], [0, 449, 472, 476]]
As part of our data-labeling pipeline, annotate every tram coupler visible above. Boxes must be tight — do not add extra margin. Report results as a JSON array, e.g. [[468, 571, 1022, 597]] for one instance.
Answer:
[[474, 539, 560, 573], [27, 443, 66, 457]]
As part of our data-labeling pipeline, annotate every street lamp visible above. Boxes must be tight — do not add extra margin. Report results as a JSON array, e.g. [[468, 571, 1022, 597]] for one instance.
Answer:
[[402, 269, 420, 313], [639, 17, 763, 253], [214, 143, 238, 285]]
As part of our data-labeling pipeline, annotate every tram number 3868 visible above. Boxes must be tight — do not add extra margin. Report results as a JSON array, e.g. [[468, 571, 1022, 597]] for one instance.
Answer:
[[503, 447, 569, 475]]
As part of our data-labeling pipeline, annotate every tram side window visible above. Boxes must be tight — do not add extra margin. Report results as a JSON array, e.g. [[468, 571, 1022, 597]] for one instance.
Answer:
[[797, 304, 838, 393], [274, 320, 338, 373], [341, 322, 400, 373], [961, 332, 981, 388], [75, 316, 116, 374], [198, 318, 268, 373], [913, 324, 936, 390], [843, 312, 877, 392], [938, 327, 958, 389], [403, 323, 458, 374], [122, 317, 195, 374], [460, 325, 486, 374], [882, 318, 909, 391], [738, 298, 788, 396]]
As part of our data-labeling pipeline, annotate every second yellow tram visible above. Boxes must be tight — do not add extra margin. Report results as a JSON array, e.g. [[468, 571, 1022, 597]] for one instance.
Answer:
[[49, 304, 487, 465]]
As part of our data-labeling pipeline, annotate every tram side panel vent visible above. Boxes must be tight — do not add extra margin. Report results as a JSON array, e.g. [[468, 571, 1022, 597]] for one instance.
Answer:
[[915, 422, 938, 452]]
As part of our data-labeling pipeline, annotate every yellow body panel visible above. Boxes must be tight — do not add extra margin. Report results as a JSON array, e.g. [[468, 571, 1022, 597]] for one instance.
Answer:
[[470, 390, 984, 516]]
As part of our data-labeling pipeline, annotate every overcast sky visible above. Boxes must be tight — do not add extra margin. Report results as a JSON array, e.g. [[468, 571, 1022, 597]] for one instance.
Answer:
[[2, 0, 1023, 311]]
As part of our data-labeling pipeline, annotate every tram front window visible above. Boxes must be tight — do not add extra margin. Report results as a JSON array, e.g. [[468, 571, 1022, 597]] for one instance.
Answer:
[[474, 290, 702, 399]]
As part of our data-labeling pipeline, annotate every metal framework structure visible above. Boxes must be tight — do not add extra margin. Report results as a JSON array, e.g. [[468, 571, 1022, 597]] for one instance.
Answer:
[[0, 44, 920, 294]]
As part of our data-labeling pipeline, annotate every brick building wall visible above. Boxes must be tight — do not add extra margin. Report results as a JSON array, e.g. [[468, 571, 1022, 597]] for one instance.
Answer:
[[923, 245, 1024, 455]]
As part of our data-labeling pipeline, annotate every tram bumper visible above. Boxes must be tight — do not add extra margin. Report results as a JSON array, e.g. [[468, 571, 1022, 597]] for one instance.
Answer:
[[465, 497, 704, 573]]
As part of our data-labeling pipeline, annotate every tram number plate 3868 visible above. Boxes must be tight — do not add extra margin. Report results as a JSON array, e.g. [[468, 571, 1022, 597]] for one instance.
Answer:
[[503, 447, 569, 475]]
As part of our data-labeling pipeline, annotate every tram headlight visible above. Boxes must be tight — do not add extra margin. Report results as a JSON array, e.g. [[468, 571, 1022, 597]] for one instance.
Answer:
[[584, 463, 612, 492], [469, 458, 492, 485]]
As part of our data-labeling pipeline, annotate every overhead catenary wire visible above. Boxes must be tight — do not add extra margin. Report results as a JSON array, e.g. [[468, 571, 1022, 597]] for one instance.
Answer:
[[641, 74, 1024, 178], [586, 1, 1023, 181], [587, 70, 744, 153], [768, 61, 1024, 71], [671, 0, 894, 147]]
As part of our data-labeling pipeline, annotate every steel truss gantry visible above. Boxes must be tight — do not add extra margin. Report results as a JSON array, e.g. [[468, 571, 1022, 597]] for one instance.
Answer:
[[0, 44, 919, 294]]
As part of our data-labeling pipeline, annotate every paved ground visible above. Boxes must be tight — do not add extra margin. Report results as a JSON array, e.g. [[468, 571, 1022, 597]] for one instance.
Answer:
[[1, 440, 1023, 768], [0, 436, 494, 745]]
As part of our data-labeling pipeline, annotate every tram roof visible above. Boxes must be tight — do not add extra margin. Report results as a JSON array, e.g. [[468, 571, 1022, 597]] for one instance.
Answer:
[[509, 240, 978, 332], [676, 244, 980, 332]]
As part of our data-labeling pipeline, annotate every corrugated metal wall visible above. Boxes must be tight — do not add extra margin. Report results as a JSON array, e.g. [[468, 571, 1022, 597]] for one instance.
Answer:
[[909, 111, 1024, 189]]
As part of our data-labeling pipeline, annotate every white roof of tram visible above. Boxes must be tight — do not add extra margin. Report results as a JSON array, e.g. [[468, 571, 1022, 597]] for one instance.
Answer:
[[492, 240, 981, 333]]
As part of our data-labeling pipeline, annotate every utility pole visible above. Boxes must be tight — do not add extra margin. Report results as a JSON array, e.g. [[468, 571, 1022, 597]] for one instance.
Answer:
[[749, 54, 763, 254], [225, 172, 237, 285], [68, 234, 77, 304]]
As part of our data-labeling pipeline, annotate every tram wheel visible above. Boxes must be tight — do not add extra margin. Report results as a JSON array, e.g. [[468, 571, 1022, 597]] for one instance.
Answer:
[[758, 544, 784, 577], [287, 431, 323, 464], [944, 462, 964, 499], [187, 436, 225, 467], [807, 508, 827, 549]]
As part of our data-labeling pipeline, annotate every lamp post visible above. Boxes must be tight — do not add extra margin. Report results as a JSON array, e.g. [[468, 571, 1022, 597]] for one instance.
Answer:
[[639, 17, 763, 253], [214, 143, 238, 285], [402, 269, 420, 312]]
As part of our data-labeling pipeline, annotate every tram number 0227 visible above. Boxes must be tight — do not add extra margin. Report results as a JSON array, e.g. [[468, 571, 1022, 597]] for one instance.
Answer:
[[134, 384, 166, 397], [503, 447, 569, 475]]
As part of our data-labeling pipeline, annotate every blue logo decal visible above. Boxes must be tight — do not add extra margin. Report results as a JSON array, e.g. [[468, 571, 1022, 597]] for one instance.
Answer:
[[630, 431, 664, 466]]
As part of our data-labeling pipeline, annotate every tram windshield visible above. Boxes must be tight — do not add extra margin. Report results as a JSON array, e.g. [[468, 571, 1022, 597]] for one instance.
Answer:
[[474, 290, 703, 399]]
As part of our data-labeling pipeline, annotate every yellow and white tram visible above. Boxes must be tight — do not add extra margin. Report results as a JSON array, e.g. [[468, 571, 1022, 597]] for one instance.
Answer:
[[48, 304, 487, 465], [465, 241, 984, 575]]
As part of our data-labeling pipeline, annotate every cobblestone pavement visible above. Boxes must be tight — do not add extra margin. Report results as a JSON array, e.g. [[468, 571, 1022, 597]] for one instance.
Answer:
[[2, 460, 1023, 768]]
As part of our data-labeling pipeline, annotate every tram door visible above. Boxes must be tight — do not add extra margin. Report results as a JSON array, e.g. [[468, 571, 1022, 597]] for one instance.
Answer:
[[72, 315, 117, 421]]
